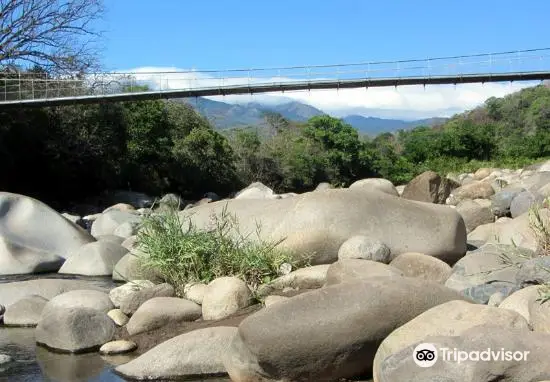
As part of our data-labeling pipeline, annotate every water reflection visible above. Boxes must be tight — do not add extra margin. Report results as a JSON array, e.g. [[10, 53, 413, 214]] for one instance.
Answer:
[[0, 327, 127, 382]]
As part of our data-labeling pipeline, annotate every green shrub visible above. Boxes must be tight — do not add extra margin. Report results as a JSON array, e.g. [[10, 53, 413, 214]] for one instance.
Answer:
[[135, 204, 302, 296]]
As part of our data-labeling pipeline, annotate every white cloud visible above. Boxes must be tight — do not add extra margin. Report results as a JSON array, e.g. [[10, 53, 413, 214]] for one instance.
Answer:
[[115, 66, 540, 119]]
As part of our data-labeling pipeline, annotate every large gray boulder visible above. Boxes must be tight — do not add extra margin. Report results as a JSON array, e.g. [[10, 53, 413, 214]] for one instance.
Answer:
[[223, 276, 470, 382], [59, 241, 128, 276], [126, 297, 202, 335], [36, 307, 115, 353], [0, 279, 108, 308], [91, 209, 142, 238], [378, 325, 550, 382], [181, 188, 468, 265], [116, 327, 238, 380], [401, 171, 459, 204], [372, 300, 529, 382], [234, 182, 276, 200], [0, 192, 95, 275], [35, 290, 115, 353]]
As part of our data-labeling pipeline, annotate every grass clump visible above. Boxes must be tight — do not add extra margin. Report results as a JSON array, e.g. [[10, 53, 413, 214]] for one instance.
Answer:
[[135, 203, 300, 296], [527, 196, 550, 304]]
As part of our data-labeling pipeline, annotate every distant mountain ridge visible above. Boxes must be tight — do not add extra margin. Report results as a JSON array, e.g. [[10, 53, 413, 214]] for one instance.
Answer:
[[181, 97, 447, 134]]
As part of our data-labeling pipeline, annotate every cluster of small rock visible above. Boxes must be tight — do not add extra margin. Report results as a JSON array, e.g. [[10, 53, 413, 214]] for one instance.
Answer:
[[2, 160, 550, 380]]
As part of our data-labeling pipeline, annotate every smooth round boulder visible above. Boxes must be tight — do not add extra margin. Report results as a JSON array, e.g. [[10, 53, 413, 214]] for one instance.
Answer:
[[181, 188, 468, 265], [126, 297, 202, 335], [183, 282, 208, 305], [103, 203, 136, 213], [109, 280, 155, 308], [107, 309, 129, 326], [99, 340, 137, 355], [325, 259, 403, 286], [116, 327, 237, 380], [455, 199, 494, 233], [45, 290, 114, 314], [451, 181, 495, 202], [59, 241, 128, 276], [337, 236, 391, 263], [234, 182, 275, 199], [390, 252, 452, 284], [91, 210, 142, 238], [348, 178, 399, 196], [378, 325, 550, 382], [3, 295, 48, 327], [0, 192, 95, 275], [119, 283, 175, 316], [223, 276, 470, 382], [372, 300, 529, 382], [202, 277, 253, 321], [36, 306, 115, 353], [112, 251, 161, 282]]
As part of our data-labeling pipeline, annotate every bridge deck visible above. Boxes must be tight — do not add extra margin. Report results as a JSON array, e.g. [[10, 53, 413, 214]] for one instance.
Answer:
[[1, 71, 550, 108]]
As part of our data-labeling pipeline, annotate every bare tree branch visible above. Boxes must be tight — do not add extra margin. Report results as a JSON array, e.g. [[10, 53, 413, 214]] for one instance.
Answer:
[[0, 0, 104, 74]]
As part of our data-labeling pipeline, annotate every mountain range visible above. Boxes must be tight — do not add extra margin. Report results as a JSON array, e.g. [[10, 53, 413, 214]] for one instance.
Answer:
[[181, 97, 447, 135]]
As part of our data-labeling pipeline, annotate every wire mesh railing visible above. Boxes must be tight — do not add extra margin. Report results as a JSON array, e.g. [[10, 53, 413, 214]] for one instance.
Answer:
[[2, 48, 550, 103]]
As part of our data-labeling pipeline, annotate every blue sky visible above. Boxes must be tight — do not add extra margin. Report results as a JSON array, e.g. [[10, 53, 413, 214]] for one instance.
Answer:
[[98, 0, 550, 119]]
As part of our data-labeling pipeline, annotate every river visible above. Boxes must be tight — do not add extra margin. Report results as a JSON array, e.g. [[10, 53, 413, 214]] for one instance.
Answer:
[[0, 274, 131, 382]]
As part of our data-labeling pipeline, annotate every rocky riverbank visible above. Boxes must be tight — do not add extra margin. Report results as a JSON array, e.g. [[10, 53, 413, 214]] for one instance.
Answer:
[[2, 162, 550, 381]]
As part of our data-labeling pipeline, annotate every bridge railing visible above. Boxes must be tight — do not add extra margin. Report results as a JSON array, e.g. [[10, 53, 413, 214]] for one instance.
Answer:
[[2, 48, 550, 102]]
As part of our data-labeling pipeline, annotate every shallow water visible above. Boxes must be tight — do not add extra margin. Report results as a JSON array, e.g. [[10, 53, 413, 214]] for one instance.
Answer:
[[0, 274, 234, 382], [0, 274, 130, 382]]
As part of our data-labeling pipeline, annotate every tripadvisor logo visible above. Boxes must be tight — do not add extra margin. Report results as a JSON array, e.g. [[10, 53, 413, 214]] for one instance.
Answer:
[[413, 343, 530, 367]]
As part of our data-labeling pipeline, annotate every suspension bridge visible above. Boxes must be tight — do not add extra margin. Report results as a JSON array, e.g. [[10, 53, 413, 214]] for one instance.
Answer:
[[2, 48, 550, 108]]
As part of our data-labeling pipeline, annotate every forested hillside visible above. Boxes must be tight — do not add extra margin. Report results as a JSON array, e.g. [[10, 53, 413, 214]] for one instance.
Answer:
[[2, 83, 550, 207]]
